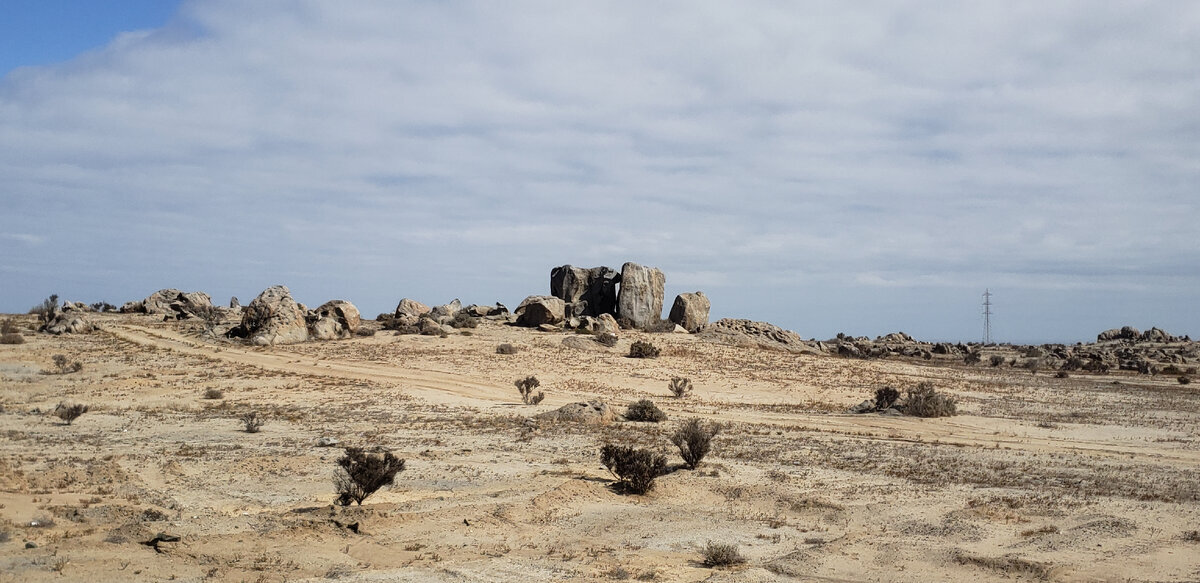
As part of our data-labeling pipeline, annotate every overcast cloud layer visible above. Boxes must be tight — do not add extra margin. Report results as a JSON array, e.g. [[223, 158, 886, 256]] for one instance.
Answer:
[[2, 1, 1198, 343]]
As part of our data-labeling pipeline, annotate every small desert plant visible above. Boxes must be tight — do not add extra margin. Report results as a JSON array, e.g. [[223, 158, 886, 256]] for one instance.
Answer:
[[203, 388, 225, 399], [450, 312, 479, 329], [1180, 376, 1193, 385], [54, 402, 89, 425], [1055, 371, 1069, 379], [668, 376, 693, 398], [600, 444, 666, 495], [701, 541, 746, 568], [963, 351, 981, 365], [0, 318, 17, 335], [595, 332, 618, 347], [628, 340, 660, 359], [672, 418, 720, 469], [29, 294, 59, 322], [989, 355, 1005, 367], [874, 386, 900, 410], [496, 343, 517, 355], [240, 411, 265, 433], [1023, 359, 1041, 375], [515, 376, 545, 405], [333, 446, 406, 506], [91, 301, 117, 312], [904, 382, 957, 418], [625, 399, 667, 422], [50, 354, 82, 374], [1183, 530, 1200, 542], [192, 304, 223, 334], [0, 333, 23, 345]]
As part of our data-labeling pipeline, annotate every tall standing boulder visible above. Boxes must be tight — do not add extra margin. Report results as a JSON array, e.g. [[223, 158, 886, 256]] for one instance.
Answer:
[[240, 285, 309, 345], [514, 296, 566, 327], [550, 265, 621, 317], [616, 262, 665, 330], [668, 292, 710, 333], [308, 300, 361, 340]]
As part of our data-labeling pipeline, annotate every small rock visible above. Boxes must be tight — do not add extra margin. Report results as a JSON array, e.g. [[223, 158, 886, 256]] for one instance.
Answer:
[[317, 437, 339, 447], [25, 541, 37, 549]]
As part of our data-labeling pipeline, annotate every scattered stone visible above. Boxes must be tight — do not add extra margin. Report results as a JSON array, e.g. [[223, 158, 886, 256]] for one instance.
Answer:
[[40, 312, 93, 335], [616, 262, 665, 330], [849, 400, 875, 414], [537, 323, 562, 333], [229, 296, 240, 309], [395, 298, 431, 319], [668, 291, 710, 333], [317, 437, 340, 447], [1098, 326, 1141, 342], [429, 299, 463, 323], [514, 296, 566, 327], [562, 335, 608, 352]]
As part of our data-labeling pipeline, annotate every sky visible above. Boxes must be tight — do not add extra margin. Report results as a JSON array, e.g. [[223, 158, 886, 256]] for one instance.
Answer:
[[1, 1, 1198, 344]]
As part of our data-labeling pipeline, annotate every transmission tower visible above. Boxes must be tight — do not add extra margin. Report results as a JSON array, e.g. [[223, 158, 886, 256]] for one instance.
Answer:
[[982, 289, 993, 345]]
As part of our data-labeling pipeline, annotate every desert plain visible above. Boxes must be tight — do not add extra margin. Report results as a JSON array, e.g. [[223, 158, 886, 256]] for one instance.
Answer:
[[1, 310, 1198, 582]]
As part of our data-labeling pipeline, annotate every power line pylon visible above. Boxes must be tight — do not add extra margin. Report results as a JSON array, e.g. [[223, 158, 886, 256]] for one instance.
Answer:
[[982, 289, 993, 345]]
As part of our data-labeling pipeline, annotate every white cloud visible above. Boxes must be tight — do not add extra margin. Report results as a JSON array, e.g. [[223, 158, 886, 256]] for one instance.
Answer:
[[1, 0, 1198, 342]]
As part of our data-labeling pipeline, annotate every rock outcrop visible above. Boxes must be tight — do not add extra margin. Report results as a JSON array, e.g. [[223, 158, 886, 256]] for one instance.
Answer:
[[615, 262, 665, 330], [698, 318, 815, 353], [551, 265, 620, 317], [535, 400, 615, 424], [308, 300, 361, 340], [121, 289, 214, 320], [1098, 326, 1141, 342], [40, 312, 93, 335], [514, 296, 566, 327], [238, 285, 309, 345], [668, 292, 710, 333]]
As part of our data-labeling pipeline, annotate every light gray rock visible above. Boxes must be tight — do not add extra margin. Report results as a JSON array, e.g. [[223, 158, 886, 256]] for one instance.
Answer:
[[308, 300, 361, 340], [535, 400, 615, 424], [515, 296, 566, 327], [616, 262, 665, 330], [394, 298, 431, 319], [241, 285, 309, 345], [668, 292, 709, 333]]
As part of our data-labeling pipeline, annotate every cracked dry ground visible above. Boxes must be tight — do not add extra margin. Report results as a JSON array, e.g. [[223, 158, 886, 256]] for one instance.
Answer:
[[1, 313, 1198, 582]]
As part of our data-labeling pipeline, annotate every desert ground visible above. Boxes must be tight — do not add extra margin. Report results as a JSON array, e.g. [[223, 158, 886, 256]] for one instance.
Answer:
[[1, 312, 1198, 582]]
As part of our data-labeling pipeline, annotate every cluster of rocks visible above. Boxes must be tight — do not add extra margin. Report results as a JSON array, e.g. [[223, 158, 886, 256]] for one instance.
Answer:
[[119, 289, 217, 321], [380, 298, 509, 336], [697, 318, 818, 354], [1096, 326, 1184, 344], [514, 262, 710, 333], [225, 285, 362, 345], [38, 306, 95, 335]]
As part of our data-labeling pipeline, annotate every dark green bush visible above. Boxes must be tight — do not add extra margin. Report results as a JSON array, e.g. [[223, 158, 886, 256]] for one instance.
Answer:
[[873, 387, 899, 409], [600, 444, 665, 495], [625, 399, 667, 422], [904, 382, 956, 418], [334, 447, 406, 506], [628, 340, 660, 359], [701, 541, 746, 568], [672, 418, 719, 469], [515, 376, 544, 405]]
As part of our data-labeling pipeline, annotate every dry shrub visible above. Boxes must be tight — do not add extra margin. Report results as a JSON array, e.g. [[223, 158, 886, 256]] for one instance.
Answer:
[[1180, 376, 1192, 385], [595, 332, 618, 348], [905, 382, 956, 418], [668, 376, 693, 398], [702, 541, 746, 568], [240, 411, 265, 433], [873, 386, 900, 409], [600, 444, 665, 495], [496, 343, 517, 355], [54, 402, 89, 425], [625, 399, 667, 422], [628, 340, 660, 359], [0, 333, 23, 345], [1055, 371, 1069, 379], [1, 318, 19, 335], [334, 447, 406, 505], [203, 388, 225, 399], [672, 418, 719, 469], [49, 354, 82, 374], [515, 376, 545, 405], [989, 355, 1005, 367], [451, 313, 479, 329]]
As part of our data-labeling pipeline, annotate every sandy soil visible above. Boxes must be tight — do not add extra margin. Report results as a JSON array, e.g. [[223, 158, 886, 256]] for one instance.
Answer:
[[1, 313, 1198, 582]]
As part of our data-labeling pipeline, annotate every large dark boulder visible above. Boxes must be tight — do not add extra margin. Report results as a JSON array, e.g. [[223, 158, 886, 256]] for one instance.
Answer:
[[550, 265, 620, 317]]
